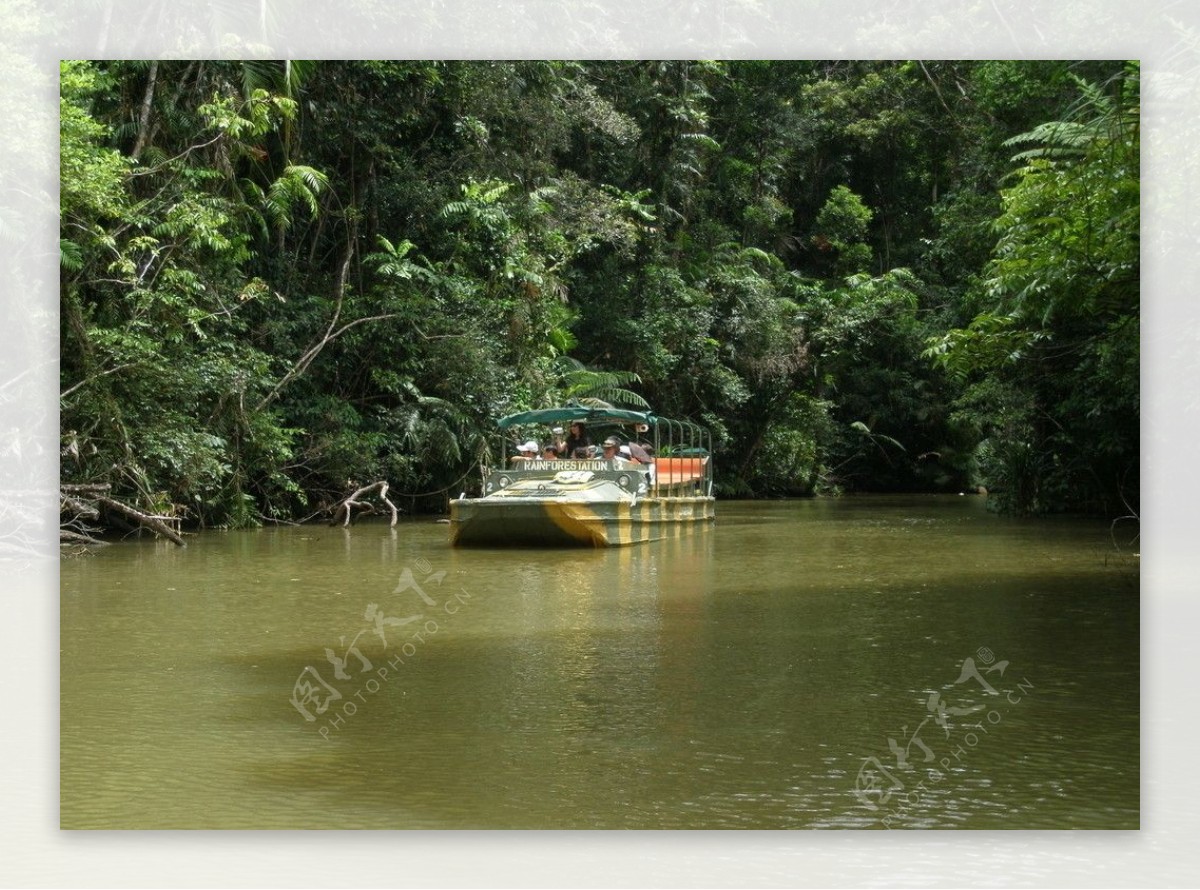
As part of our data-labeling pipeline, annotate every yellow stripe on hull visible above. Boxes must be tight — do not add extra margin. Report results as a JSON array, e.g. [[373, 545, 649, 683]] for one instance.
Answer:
[[450, 496, 714, 547]]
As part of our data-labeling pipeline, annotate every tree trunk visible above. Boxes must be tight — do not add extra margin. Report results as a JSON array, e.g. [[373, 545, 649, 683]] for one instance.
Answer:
[[131, 61, 159, 161]]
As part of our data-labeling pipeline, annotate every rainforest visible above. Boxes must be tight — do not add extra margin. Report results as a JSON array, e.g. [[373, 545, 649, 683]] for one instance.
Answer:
[[59, 60, 1139, 529]]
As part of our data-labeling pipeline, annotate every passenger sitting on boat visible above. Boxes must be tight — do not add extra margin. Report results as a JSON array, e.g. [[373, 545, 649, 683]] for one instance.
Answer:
[[635, 426, 654, 455], [513, 440, 539, 463], [564, 422, 591, 456], [602, 436, 623, 462], [573, 446, 592, 459], [619, 445, 639, 464], [541, 445, 559, 460]]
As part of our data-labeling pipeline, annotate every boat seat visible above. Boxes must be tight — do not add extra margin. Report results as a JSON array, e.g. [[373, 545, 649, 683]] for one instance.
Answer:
[[653, 456, 709, 485]]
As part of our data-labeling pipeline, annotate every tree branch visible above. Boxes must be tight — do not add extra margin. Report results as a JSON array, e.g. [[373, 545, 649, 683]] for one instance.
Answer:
[[60, 363, 137, 400], [130, 133, 224, 178], [61, 528, 109, 547], [330, 481, 399, 527], [255, 232, 400, 412]]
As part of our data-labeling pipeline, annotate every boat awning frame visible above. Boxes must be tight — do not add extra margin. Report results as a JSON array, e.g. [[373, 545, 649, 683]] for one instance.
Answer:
[[491, 406, 713, 497], [497, 406, 655, 430]]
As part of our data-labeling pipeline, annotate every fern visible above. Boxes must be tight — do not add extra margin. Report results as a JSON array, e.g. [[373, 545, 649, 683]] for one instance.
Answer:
[[60, 239, 84, 272], [555, 359, 650, 409]]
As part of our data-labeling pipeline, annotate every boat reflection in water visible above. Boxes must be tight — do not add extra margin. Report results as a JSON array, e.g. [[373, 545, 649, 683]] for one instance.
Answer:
[[450, 406, 716, 547]]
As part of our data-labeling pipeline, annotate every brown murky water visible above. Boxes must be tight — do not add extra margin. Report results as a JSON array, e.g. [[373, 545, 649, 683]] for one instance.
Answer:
[[60, 496, 1138, 828]]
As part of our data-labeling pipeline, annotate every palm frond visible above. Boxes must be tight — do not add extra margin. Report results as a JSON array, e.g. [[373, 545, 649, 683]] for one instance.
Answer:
[[559, 365, 649, 409]]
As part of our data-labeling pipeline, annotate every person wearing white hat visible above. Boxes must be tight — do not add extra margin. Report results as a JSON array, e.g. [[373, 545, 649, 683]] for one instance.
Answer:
[[513, 440, 539, 463]]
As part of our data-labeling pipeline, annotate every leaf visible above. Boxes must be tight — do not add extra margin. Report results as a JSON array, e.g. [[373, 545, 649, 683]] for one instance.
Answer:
[[60, 239, 84, 271]]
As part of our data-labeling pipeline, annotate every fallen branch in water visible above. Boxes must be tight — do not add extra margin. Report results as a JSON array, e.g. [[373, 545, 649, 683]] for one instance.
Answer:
[[61, 494, 99, 520], [60, 483, 187, 546], [96, 496, 187, 545], [60, 528, 108, 547], [60, 485, 106, 548], [329, 481, 399, 527]]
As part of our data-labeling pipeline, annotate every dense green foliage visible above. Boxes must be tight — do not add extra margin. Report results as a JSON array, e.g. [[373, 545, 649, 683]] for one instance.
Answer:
[[60, 60, 1138, 525]]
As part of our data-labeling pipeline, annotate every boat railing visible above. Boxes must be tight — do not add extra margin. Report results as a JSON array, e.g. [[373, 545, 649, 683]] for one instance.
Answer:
[[650, 417, 712, 499]]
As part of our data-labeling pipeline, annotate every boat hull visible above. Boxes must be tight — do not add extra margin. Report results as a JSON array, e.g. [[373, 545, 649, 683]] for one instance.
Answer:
[[449, 495, 715, 547]]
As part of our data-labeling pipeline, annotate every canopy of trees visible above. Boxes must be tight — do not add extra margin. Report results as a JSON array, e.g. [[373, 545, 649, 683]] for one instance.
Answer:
[[60, 60, 1139, 527]]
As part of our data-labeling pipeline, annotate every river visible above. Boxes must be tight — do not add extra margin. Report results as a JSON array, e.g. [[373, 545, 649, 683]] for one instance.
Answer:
[[60, 495, 1139, 829]]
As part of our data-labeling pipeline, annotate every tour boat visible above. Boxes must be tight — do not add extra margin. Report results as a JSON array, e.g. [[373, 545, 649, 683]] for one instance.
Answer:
[[449, 407, 715, 547]]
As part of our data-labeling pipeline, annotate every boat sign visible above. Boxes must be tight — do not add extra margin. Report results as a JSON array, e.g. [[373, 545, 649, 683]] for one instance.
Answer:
[[525, 460, 609, 471]]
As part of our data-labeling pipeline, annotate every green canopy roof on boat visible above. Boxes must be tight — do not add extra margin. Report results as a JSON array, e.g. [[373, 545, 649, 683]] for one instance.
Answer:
[[496, 406, 654, 429]]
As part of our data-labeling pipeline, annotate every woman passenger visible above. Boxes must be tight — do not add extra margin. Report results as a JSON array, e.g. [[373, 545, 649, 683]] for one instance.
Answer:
[[564, 422, 591, 456]]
